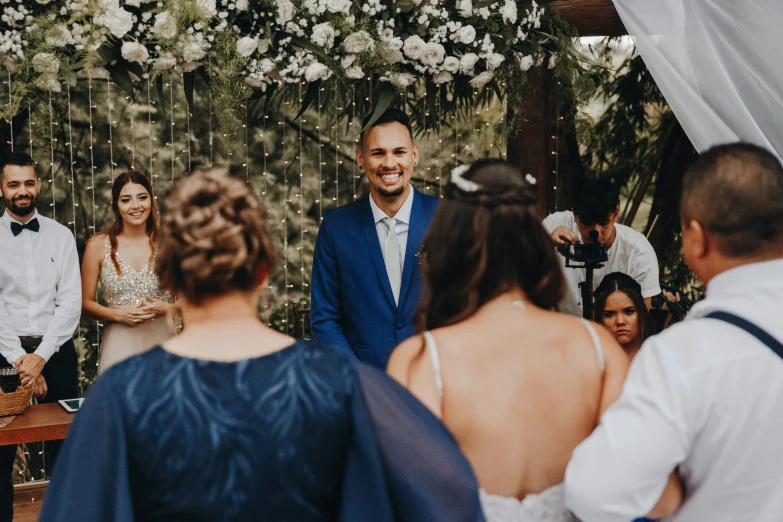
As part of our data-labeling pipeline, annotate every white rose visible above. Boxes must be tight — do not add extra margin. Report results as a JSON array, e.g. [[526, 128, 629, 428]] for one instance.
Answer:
[[548, 55, 557, 69], [421, 42, 445, 66], [388, 37, 403, 51], [486, 53, 505, 70], [442, 56, 459, 73], [245, 76, 266, 88], [386, 72, 415, 89], [343, 31, 374, 54], [236, 36, 258, 58], [459, 53, 479, 74], [152, 53, 177, 71], [235, 0, 248, 10], [35, 75, 61, 92], [457, 0, 472, 17], [311, 22, 335, 49], [379, 45, 404, 64], [469, 70, 494, 88], [152, 11, 177, 39], [324, 0, 352, 14], [35, 0, 53, 4], [2, 56, 17, 73], [45, 25, 74, 48], [501, 0, 517, 24], [84, 66, 111, 80], [180, 61, 200, 72], [195, 0, 217, 18], [379, 28, 394, 43], [458, 25, 476, 45], [402, 35, 426, 60], [125, 0, 141, 6], [304, 61, 331, 82], [100, 8, 134, 38], [344, 65, 364, 79], [31, 53, 59, 75], [518, 54, 534, 71], [182, 41, 206, 62], [259, 58, 275, 74], [121, 41, 149, 63], [433, 71, 453, 84], [277, 0, 295, 24], [341, 54, 356, 69]]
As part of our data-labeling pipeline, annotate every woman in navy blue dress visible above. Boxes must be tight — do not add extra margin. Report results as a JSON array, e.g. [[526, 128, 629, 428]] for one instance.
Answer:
[[40, 166, 484, 522]]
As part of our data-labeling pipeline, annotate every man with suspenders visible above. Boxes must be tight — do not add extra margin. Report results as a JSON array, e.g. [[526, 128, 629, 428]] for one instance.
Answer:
[[565, 143, 783, 522]]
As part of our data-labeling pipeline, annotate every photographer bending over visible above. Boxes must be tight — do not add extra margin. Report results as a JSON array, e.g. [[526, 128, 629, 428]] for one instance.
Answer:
[[543, 179, 660, 317]]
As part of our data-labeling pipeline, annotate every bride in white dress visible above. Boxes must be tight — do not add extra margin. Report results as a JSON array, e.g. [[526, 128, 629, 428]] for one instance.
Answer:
[[81, 171, 173, 374], [388, 160, 630, 522]]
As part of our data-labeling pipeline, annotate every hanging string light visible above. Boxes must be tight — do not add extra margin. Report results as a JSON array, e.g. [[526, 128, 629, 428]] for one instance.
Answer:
[[88, 78, 101, 359], [128, 96, 135, 170], [183, 71, 191, 171], [317, 87, 323, 222], [243, 103, 249, 182], [334, 105, 341, 207], [6, 71, 12, 151], [208, 92, 214, 165], [28, 102, 32, 157], [146, 78, 154, 190], [281, 103, 289, 333], [106, 79, 115, 179], [351, 84, 357, 200], [48, 91, 56, 219], [298, 83, 306, 295], [168, 74, 175, 185], [437, 86, 443, 196], [66, 84, 77, 235]]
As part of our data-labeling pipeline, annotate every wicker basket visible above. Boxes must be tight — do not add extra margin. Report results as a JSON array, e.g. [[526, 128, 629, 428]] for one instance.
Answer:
[[0, 382, 34, 417]]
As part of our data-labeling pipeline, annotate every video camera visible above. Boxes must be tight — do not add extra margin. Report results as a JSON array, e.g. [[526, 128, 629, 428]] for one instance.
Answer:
[[557, 230, 608, 320]]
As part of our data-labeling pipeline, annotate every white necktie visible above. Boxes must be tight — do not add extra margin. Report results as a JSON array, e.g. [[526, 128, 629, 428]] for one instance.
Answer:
[[383, 217, 402, 305]]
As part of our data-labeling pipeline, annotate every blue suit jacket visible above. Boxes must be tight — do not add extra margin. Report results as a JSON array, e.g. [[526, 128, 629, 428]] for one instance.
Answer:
[[311, 189, 439, 369]]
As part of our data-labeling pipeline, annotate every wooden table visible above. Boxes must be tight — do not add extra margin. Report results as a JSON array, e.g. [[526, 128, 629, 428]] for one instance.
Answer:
[[0, 404, 75, 446]]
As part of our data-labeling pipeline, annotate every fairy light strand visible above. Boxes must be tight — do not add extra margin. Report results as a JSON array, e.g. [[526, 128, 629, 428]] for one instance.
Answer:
[[169, 76, 175, 185], [106, 79, 114, 179], [146, 78, 154, 191], [317, 88, 323, 222], [298, 83, 305, 294], [48, 91, 55, 219], [6, 71, 12, 151], [66, 83, 76, 235]]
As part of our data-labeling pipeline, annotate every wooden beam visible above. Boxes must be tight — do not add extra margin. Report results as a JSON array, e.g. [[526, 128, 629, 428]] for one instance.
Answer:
[[553, 0, 627, 37]]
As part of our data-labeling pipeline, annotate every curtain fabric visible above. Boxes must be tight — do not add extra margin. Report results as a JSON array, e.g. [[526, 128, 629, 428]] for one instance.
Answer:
[[612, 0, 783, 160]]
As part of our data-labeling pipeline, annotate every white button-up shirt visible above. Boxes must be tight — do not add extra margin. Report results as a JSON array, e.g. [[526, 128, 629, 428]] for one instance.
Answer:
[[565, 258, 783, 522], [0, 210, 81, 363], [369, 186, 414, 272]]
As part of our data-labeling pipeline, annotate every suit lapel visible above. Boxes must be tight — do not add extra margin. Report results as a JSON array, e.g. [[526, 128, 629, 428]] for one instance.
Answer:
[[398, 190, 425, 311], [362, 198, 397, 309]]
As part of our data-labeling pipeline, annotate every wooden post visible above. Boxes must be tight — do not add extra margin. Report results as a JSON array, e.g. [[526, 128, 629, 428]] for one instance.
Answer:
[[553, 0, 627, 37]]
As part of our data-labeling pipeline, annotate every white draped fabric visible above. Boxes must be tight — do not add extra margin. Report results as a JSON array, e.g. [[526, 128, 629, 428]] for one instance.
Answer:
[[611, 0, 783, 160]]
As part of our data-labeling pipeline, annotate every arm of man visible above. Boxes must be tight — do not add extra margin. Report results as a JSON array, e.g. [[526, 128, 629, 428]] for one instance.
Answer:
[[542, 211, 580, 245], [565, 337, 690, 522], [18, 233, 81, 380], [310, 216, 352, 353]]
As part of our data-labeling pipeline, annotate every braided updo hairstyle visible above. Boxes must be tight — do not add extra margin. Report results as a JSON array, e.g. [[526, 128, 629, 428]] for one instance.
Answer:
[[417, 159, 565, 331], [155, 166, 276, 304]]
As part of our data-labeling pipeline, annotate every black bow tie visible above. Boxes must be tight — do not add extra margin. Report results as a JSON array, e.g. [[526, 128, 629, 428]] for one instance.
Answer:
[[10, 218, 40, 237]]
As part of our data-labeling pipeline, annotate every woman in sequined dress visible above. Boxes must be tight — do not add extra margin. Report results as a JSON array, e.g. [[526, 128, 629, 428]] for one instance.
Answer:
[[81, 171, 173, 374]]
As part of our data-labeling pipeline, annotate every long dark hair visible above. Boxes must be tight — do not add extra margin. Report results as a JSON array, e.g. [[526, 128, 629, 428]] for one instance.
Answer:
[[416, 160, 565, 331], [593, 272, 656, 344], [105, 171, 159, 274]]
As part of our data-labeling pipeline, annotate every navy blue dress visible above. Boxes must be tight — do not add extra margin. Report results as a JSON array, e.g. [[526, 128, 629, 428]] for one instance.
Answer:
[[39, 341, 484, 522]]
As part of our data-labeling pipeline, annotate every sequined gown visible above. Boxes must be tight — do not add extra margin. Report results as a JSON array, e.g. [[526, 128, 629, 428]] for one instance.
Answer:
[[98, 236, 173, 374]]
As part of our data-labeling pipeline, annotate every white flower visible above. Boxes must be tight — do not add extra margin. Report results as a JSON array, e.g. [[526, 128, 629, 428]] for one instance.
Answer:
[[152, 53, 177, 71], [457, 0, 472, 17], [85, 66, 111, 80], [388, 37, 403, 51], [194, 0, 217, 18], [245, 76, 266, 88], [433, 71, 453, 84], [525, 174, 537, 185], [236, 36, 258, 58], [259, 58, 275, 74], [468, 70, 494, 88], [125, 0, 141, 6], [2, 56, 17, 73], [121, 41, 148, 63], [35, 0, 53, 4], [31, 53, 59, 75], [276, 0, 295, 24], [311, 22, 335, 49], [180, 61, 200, 72], [442, 56, 459, 73], [45, 25, 74, 48], [402, 35, 426, 60], [379, 45, 404, 64], [325, 0, 352, 14], [548, 55, 557, 69], [459, 53, 479, 74], [35, 75, 61, 92], [386, 72, 415, 89], [379, 28, 394, 43], [235, 0, 248, 10], [152, 11, 177, 39], [501, 0, 517, 23], [343, 31, 374, 54], [421, 42, 446, 67], [182, 41, 206, 62], [486, 53, 505, 70], [458, 25, 476, 45], [341, 54, 356, 69], [344, 65, 364, 79], [451, 165, 478, 192], [99, 7, 134, 38], [518, 54, 534, 71], [304, 62, 331, 82]]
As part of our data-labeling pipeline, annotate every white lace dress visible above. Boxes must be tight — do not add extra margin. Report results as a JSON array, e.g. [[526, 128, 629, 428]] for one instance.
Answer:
[[422, 312, 604, 522]]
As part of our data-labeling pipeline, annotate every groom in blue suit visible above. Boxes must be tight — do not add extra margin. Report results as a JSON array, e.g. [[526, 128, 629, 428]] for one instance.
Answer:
[[311, 109, 439, 369]]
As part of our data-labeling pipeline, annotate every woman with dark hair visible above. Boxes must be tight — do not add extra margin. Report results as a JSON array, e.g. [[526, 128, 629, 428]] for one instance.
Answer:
[[41, 166, 484, 522], [388, 160, 630, 522], [594, 272, 657, 361], [81, 171, 172, 374]]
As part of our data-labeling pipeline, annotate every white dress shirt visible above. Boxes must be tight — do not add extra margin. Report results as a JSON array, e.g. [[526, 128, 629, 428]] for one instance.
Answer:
[[0, 210, 81, 363], [542, 211, 661, 316], [369, 186, 414, 272], [565, 258, 783, 522]]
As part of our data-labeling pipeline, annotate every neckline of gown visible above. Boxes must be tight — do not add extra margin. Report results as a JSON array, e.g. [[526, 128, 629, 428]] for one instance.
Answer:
[[150, 339, 303, 365]]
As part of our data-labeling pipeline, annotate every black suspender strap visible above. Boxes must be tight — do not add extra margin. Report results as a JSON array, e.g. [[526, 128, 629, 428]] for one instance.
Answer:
[[705, 311, 783, 360]]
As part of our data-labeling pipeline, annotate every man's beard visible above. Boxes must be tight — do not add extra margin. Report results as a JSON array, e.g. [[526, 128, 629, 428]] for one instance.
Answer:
[[376, 185, 406, 199], [4, 195, 36, 217]]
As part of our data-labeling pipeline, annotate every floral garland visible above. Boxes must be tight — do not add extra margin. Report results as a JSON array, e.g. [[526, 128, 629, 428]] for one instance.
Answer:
[[0, 0, 580, 128]]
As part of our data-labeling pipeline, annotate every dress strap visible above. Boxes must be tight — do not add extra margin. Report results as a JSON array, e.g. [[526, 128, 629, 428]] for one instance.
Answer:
[[580, 319, 605, 372], [422, 331, 444, 408]]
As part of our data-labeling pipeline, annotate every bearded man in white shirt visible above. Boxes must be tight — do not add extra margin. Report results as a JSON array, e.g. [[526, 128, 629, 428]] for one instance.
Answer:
[[565, 143, 783, 522], [543, 179, 660, 317], [0, 153, 81, 522]]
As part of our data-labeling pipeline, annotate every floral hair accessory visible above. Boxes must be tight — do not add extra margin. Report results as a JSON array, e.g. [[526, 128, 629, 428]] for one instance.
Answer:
[[451, 165, 479, 192], [525, 173, 537, 185]]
